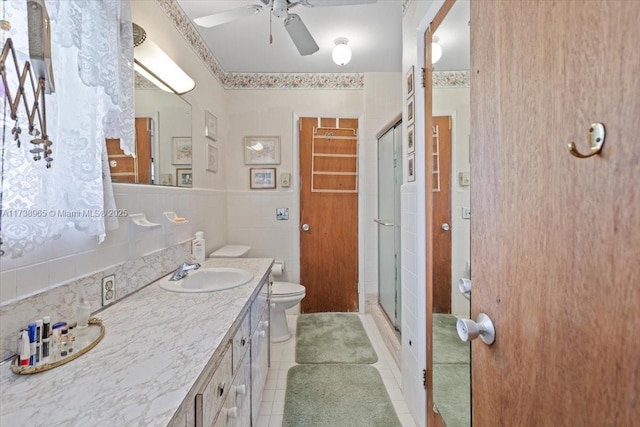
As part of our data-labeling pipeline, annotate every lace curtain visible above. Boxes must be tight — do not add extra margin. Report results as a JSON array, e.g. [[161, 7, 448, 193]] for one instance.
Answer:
[[0, 0, 134, 257]]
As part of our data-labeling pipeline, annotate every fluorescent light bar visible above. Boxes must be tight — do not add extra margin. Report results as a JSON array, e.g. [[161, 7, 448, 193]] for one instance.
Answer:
[[134, 39, 195, 95]]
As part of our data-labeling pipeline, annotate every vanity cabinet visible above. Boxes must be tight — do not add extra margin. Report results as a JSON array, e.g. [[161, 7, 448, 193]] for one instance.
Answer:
[[169, 275, 270, 427]]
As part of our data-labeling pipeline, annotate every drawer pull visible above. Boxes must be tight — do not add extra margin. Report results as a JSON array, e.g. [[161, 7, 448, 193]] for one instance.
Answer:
[[227, 407, 239, 419], [240, 337, 246, 347], [217, 382, 226, 397], [234, 384, 247, 395]]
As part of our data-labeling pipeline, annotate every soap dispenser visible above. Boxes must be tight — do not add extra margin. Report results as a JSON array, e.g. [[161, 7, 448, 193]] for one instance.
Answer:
[[192, 231, 206, 263]]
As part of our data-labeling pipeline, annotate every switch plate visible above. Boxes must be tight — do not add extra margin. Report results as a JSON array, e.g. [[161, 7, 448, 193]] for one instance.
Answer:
[[458, 171, 470, 187], [102, 274, 116, 307], [280, 172, 291, 188], [276, 208, 289, 220], [462, 207, 471, 219]]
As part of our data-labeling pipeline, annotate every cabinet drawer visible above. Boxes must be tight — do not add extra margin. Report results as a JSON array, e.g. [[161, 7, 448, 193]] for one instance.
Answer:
[[198, 346, 233, 427], [232, 313, 250, 373], [215, 354, 251, 427], [250, 280, 270, 334]]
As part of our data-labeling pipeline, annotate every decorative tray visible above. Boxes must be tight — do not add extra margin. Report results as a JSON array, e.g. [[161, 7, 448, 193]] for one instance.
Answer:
[[11, 317, 105, 375]]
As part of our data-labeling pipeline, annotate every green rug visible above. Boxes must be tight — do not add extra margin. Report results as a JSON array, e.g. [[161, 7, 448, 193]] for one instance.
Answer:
[[283, 364, 402, 427], [432, 314, 471, 364], [296, 313, 378, 364]]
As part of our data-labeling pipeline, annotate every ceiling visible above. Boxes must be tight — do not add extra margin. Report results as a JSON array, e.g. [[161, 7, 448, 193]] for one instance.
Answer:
[[175, 0, 470, 74]]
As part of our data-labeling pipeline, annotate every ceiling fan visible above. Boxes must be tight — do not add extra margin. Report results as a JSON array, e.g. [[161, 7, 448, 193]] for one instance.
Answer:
[[193, 0, 377, 56]]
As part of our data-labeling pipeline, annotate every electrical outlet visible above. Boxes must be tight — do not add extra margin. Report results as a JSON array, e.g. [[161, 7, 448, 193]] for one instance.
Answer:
[[102, 274, 116, 307]]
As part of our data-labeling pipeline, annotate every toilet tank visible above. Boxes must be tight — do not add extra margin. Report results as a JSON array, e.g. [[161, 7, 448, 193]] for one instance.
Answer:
[[209, 245, 251, 258]]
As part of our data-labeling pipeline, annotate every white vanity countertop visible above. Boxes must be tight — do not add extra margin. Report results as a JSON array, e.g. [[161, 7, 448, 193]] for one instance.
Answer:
[[0, 258, 273, 427]]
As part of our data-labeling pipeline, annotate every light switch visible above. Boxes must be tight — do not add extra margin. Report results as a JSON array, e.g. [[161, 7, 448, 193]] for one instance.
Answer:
[[462, 207, 471, 219], [280, 172, 291, 187], [458, 171, 470, 187]]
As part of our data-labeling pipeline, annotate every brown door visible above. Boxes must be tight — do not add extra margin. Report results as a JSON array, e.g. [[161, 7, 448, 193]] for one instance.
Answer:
[[299, 117, 359, 313], [106, 118, 153, 184], [471, 1, 639, 425], [431, 116, 452, 314]]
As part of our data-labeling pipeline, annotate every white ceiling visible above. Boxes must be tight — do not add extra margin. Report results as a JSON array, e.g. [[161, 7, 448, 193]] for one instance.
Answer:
[[174, 0, 470, 74]]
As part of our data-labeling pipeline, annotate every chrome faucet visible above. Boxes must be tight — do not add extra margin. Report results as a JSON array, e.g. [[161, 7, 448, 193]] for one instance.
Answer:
[[169, 261, 201, 281]]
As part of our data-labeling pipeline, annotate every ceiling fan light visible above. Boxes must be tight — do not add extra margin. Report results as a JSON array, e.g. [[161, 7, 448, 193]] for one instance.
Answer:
[[332, 38, 352, 66], [273, 0, 288, 18], [432, 36, 442, 64]]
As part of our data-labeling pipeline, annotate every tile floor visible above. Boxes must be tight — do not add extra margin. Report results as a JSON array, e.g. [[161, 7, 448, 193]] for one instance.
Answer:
[[256, 314, 418, 427]]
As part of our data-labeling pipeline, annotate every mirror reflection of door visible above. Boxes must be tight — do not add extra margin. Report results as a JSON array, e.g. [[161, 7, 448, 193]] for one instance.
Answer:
[[377, 118, 403, 331], [106, 117, 153, 184], [428, 1, 472, 426]]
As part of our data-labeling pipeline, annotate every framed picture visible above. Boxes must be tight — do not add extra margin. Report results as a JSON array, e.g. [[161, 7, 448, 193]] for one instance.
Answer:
[[407, 95, 415, 126], [407, 124, 415, 154], [250, 167, 276, 189], [244, 136, 281, 165], [176, 168, 193, 187], [407, 153, 415, 182], [406, 66, 414, 98], [205, 110, 217, 141], [206, 143, 218, 173], [172, 137, 192, 165]]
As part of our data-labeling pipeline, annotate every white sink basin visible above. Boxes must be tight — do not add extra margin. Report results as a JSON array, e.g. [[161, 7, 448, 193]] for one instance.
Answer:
[[159, 267, 254, 293]]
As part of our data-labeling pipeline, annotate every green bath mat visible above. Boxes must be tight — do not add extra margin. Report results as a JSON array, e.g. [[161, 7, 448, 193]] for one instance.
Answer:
[[296, 313, 378, 364], [283, 364, 402, 427]]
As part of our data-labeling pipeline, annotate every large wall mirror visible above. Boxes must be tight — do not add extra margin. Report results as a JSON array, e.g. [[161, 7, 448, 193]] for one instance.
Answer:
[[430, 1, 471, 426], [106, 73, 192, 187]]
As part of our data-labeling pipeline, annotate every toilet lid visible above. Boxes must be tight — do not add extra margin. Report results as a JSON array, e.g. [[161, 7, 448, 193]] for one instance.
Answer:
[[272, 281, 305, 296]]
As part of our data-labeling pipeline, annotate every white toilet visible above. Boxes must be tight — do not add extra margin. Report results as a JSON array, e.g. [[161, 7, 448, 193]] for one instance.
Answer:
[[209, 245, 305, 343]]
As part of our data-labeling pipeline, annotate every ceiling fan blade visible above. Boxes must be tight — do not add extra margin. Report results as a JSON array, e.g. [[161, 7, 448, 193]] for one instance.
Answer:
[[293, 0, 377, 7], [283, 14, 319, 56], [194, 5, 263, 28]]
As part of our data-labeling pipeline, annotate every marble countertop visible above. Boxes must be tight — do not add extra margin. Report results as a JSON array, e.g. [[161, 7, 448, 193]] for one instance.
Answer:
[[0, 258, 273, 427]]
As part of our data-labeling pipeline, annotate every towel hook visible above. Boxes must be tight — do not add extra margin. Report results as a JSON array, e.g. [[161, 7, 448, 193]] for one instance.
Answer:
[[568, 123, 605, 158]]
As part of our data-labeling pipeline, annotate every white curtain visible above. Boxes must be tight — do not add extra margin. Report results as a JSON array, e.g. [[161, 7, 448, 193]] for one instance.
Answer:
[[0, 0, 134, 257]]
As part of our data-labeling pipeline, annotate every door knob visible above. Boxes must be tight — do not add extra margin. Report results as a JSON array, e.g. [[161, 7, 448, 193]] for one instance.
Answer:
[[458, 278, 472, 293], [301, 224, 310, 231], [456, 313, 495, 345], [441, 223, 450, 231]]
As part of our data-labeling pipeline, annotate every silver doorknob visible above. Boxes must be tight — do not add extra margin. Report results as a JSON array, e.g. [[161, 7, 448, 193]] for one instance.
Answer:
[[301, 224, 310, 231], [456, 313, 495, 345], [441, 223, 450, 231]]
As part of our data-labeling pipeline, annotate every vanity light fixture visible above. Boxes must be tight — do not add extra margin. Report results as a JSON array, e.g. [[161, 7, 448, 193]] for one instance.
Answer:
[[132, 23, 195, 95], [431, 36, 442, 64], [332, 37, 352, 66]]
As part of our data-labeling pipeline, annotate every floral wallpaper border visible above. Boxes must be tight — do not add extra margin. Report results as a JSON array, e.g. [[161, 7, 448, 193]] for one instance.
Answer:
[[154, 0, 364, 90], [433, 70, 470, 88]]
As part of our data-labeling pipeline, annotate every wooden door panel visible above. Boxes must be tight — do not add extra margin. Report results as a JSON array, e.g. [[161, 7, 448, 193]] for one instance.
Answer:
[[471, 1, 640, 425], [432, 116, 452, 314], [300, 117, 359, 313]]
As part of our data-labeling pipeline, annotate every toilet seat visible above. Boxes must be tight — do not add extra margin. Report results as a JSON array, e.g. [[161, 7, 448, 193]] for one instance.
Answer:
[[272, 281, 305, 297]]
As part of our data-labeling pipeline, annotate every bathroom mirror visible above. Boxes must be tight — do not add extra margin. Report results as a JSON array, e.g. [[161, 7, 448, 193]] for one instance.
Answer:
[[106, 73, 192, 186], [430, 1, 472, 426]]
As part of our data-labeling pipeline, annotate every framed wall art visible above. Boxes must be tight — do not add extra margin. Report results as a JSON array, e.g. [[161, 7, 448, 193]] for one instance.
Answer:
[[407, 153, 415, 182], [407, 124, 415, 154], [250, 167, 276, 189], [406, 66, 415, 98], [205, 110, 217, 141], [407, 95, 415, 126], [206, 143, 218, 173], [172, 137, 192, 165], [176, 168, 193, 187], [244, 136, 281, 165]]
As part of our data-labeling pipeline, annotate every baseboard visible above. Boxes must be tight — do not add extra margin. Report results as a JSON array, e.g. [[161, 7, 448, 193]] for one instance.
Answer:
[[365, 294, 401, 369]]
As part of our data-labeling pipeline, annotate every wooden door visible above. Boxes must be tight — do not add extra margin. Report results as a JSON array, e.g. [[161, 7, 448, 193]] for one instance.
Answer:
[[431, 116, 452, 314], [471, 1, 639, 425], [299, 117, 359, 313], [106, 118, 153, 184]]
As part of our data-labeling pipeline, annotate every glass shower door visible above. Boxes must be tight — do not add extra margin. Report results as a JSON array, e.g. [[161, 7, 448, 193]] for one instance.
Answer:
[[377, 122, 402, 330]]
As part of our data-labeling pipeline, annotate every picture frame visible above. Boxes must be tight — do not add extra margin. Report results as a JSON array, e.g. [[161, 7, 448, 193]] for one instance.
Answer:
[[407, 153, 415, 182], [250, 167, 276, 189], [407, 95, 415, 126], [406, 66, 414, 98], [172, 137, 192, 165], [407, 124, 415, 154], [206, 143, 218, 173], [244, 136, 281, 165], [176, 168, 193, 187], [205, 110, 217, 141]]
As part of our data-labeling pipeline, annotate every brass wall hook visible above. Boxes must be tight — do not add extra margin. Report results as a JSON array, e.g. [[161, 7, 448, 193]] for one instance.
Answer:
[[568, 123, 605, 158]]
